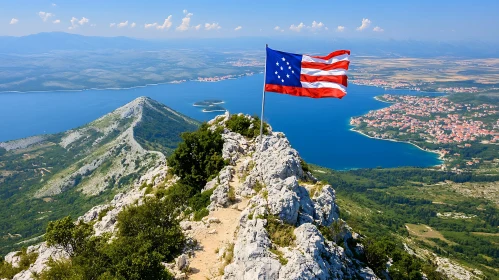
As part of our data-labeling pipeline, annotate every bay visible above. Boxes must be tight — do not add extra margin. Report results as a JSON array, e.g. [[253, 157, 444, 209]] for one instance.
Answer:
[[0, 74, 441, 170]]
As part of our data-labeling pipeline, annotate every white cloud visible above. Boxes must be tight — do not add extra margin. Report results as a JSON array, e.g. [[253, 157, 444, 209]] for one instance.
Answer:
[[325, 27, 329, 31], [205, 22, 221, 30], [38, 11, 54, 22], [52, 3, 57, 7], [289, 22, 305, 32], [310, 21, 325, 30], [53, 19, 60, 24], [176, 10, 193, 31], [373, 26, 384, 32], [145, 23, 158, 29], [183, 9, 188, 14], [69, 17, 78, 29], [194, 24, 201, 30], [337, 25, 345, 32], [130, 22, 136, 28], [90, 24, 96, 27], [9, 18, 18, 25], [110, 23, 116, 27], [78, 17, 89, 25], [157, 15, 173, 30], [117, 20, 128, 28], [234, 26, 242, 31], [356, 18, 371, 31], [274, 26, 284, 32], [69, 16, 89, 29]]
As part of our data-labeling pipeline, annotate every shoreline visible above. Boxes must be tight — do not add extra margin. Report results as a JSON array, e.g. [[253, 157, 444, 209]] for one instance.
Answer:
[[202, 109, 227, 113], [373, 96, 395, 104], [0, 73, 257, 94], [349, 127, 445, 166]]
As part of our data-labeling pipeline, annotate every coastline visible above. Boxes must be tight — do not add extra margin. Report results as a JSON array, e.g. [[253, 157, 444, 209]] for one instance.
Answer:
[[349, 126, 445, 165], [0, 73, 257, 94], [202, 109, 227, 113], [373, 96, 395, 104]]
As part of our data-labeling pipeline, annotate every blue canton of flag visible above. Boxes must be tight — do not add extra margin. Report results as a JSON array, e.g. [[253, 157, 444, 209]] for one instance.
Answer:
[[265, 49, 302, 87]]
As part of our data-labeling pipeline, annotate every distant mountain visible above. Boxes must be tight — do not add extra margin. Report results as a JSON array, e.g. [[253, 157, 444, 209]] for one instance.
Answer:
[[1, 32, 499, 58], [0, 97, 198, 254]]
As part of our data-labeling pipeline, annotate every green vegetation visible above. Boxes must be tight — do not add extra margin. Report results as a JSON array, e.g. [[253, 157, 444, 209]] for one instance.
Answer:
[[269, 248, 288, 265], [40, 197, 184, 279], [0, 100, 200, 256], [0, 248, 38, 279], [225, 114, 269, 138], [319, 220, 345, 245], [134, 104, 199, 156], [312, 165, 499, 278], [265, 215, 296, 248], [34, 120, 231, 278], [168, 123, 225, 190]]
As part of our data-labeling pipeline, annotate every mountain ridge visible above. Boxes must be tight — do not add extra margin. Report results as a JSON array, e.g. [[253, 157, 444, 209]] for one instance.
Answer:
[[0, 97, 198, 255]]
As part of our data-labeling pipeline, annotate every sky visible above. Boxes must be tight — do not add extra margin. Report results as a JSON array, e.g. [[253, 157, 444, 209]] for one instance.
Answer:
[[1, 0, 499, 41]]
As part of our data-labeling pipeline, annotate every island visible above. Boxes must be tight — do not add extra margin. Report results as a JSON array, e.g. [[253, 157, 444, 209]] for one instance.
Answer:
[[350, 93, 499, 171], [193, 99, 227, 113]]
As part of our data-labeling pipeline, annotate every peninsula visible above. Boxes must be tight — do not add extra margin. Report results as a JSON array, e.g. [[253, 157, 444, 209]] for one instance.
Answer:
[[350, 94, 499, 171]]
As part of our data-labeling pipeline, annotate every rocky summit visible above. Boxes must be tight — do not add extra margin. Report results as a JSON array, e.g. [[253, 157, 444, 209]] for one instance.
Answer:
[[2, 109, 381, 280]]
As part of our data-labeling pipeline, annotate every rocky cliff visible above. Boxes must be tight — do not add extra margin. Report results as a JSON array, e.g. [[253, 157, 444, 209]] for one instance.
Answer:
[[3, 112, 379, 280]]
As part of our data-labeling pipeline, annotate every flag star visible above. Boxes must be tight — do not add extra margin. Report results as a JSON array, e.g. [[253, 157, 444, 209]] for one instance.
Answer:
[[281, 79, 284, 83], [291, 70, 294, 73], [286, 74, 290, 78], [278, 75, 280, 79], [287, 62, 289, 65], [275, 71, 278, 75], [281, 57, 286, 61], [288, 66, 291, 69], [280, 66, 283, 70], [276, 62, 279, 66]]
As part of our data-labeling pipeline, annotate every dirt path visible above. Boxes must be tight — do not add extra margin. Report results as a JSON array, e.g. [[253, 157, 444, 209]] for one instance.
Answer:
[[188, 160, 248, 280]]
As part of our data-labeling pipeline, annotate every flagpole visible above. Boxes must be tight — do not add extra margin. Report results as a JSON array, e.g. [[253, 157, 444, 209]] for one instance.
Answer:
[[259, 44, 268, 143]]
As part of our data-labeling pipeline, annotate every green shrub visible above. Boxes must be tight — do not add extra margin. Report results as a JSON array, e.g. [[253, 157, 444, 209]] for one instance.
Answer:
[[269, 248, 288, 265], [45, 216, 94, 257], [225, 114, 269, 138], [265, 215, 295, 247], [0, 260, 19, 279], [193, 208, 209, 221], [41, 197, 183, 279], [17, 247, 39, 270], [253, 181, 264, 193], [97, 206, 114, 221], [0, 247, 39, 279], [300, 158, 310, 173], [168, 123, 225, 191], [36, 258, 75, 280]]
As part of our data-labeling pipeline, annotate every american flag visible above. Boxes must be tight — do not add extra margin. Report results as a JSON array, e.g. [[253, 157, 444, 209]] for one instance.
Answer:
[[264, 47, 350, 99]]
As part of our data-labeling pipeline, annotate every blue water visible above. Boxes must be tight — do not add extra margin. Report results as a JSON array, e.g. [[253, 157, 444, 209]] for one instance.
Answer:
[[0, 74, 441, 170]]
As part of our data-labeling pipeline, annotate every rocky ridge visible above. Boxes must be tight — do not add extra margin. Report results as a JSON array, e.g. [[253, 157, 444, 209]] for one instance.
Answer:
[[5, 112, 378, 279]]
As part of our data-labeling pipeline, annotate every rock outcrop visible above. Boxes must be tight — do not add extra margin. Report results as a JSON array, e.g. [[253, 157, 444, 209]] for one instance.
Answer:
[[209, 114, 377, 280]]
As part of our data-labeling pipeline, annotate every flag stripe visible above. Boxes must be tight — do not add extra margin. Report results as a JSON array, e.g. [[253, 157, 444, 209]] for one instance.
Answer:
[[310, 50, 350, 60], [302, 54, 349, 64], [265, 84, 346, 99], [301, 68, 347, 76], [301, 81, 347, 92], [300, 74, 348, 86], [301, 60, 350, 71]]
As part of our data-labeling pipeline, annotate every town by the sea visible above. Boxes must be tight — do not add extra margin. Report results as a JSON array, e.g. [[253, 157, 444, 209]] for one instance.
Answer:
[[0, 74, 442, 170]]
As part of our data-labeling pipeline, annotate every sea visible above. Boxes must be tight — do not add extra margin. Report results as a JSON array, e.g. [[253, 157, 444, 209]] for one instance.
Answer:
[[0, 74, 442, 170]]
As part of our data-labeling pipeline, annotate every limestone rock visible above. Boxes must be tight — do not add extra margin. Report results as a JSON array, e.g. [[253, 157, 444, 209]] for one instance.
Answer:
[[176, 254, 189, 271]]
